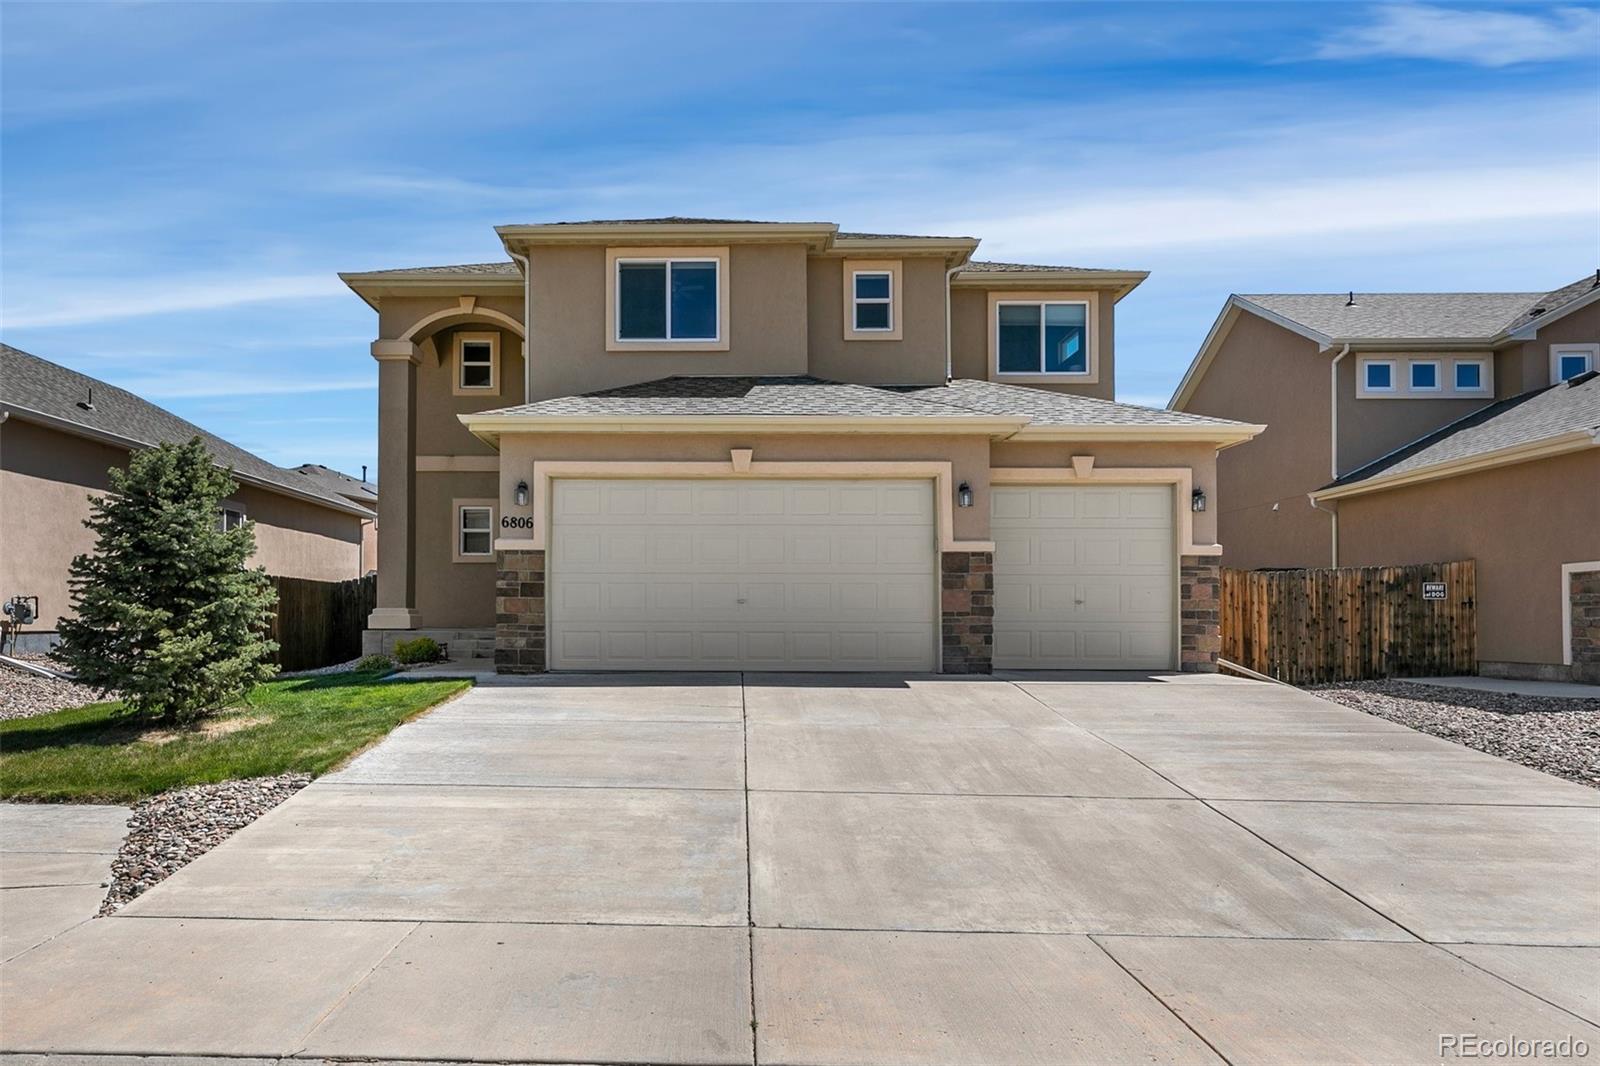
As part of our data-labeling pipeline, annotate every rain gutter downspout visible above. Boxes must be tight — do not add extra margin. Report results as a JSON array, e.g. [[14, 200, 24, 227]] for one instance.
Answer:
[[1328, 343, 1350, 479], [509, 249, 532, 403], [944, 264, 962, 382], [1308, 493, 1338, 568]]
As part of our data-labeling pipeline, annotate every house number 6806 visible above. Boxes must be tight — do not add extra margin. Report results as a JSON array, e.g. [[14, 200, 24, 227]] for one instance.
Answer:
[[500, 515, 535, 530]]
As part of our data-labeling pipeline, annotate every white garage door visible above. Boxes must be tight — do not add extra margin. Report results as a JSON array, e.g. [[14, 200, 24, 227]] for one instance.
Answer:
[[549, 479, 937, 671], [991, 484, 1175, 670]]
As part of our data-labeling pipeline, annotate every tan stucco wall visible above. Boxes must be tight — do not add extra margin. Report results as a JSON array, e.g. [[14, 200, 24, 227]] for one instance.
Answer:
[[1336, 450, 1600, 668], [524, 243, 809, 401], [415, 324, 527, 456], [0, 418, 363, 632], [415, 470, 500, 628], [1182, 310, 1333, 569], [1335, 355, 1495, 475], [948, 287, 1116, 399], [1499, 302, 1600, 395], [805, 256, 948, 385]]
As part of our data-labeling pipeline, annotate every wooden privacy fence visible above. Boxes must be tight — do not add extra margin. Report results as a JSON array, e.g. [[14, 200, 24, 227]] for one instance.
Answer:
[[267, 574, 377, 671], [1221, 561, 1475, 684]]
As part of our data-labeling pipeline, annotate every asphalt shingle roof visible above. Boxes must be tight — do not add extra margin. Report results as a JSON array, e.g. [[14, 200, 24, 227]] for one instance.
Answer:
[[291, 463, 378, 504], [346, 261, 519, 278], [898, 379, 1252, 427], [960, 260, 1132, 274], [1240, 292, 1542, 342], [1327, 372, 1600, 489], [1501, 272, 1600, 334], [0, 345, 372, 516], [484, 375, 1250, 430]]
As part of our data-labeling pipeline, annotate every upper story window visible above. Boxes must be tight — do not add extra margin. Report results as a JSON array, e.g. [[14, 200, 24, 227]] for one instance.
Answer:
[[1453, 359, 1488, 392], [617, 259, 718, 341], [1409, 360, 1440, 391], [217, 506, 246, 532], [852, 272, 893, 331], [1363, 360, 1395, 392], [454, 332, 499, 395], [997, 300, 1089, 376], [1552, 344, 1596, 383]]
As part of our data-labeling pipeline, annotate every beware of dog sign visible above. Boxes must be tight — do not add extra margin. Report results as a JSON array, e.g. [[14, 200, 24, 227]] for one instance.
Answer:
[[1422, 582, 1447, 601]]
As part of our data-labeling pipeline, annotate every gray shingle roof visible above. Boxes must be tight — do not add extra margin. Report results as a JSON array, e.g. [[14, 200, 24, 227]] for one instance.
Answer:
[[898, 378, 1253, 427], [960, 260, 1132, 274], [0, 345, 372, 516], [345, 261, 519, 278], [291, 463, 378, 504], [1241, 292, 1541, 342], [483, 375, 1251, 431], [1326, 372, 1600, 490], [484, 376, 988, 419], [1502, 271, 1600, 334]]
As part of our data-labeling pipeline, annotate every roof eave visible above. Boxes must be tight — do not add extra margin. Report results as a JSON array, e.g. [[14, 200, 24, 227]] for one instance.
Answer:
[[1009, 423, 1266, 446], [497, 221, 840, 252], [457, 411, 1030, 449], [829, 236, 981, 267], [1310, 430, 1600, 502], [338, 270, 524, 308], [952, 269, 1150, 302], [1504, 285, 1600, 341]]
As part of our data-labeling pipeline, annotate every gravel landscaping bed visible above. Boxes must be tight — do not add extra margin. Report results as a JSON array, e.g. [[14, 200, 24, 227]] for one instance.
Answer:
[[1308, 680, 1600, 789], [0, 656, 112, 720], [99, 772, 309, 914]]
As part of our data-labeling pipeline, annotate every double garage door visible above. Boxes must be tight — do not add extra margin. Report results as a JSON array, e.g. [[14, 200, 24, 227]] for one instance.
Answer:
[[547, 478, 1175, 672]]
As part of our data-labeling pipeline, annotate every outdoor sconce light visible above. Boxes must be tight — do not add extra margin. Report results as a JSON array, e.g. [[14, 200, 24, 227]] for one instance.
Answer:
[[514, 480, 529, 507], [957, 482, 974, 508], [1191, 487, 1207, 513]]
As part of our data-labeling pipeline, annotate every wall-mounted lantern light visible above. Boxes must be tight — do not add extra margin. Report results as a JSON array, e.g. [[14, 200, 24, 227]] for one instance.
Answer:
[[1191, 487, 1207, 513], [957, 482, 974, 508], [515, 480, 529, 507]]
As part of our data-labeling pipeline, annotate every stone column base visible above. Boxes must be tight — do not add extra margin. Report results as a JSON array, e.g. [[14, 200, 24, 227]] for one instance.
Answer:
[[1180, 556, 1221, 673], [366, 607, 422, 629], [941, 550, 993, 674], [1571, 568, 1600, 685], [496, 549, 547, 674]]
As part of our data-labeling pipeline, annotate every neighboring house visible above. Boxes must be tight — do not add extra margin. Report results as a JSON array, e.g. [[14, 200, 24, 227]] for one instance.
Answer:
[[1171, 274, 1600, 681], [0, 345, 376, 651], [342, 217, 1259, 674], [291, 463, 378, 574]]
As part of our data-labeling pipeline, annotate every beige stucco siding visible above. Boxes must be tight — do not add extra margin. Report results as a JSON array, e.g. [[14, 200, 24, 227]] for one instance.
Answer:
[[1336, 450, 1600, 668], [948, 288, 1116, 400], [1335, 356, 1497, 475], [1499, 302, 1600, 395], [805, 257, 948, 385], [414, 470, 500, 627], [0, 419, 362, 631], [524, 243, 809, 402], [1182, 311, 1332, 569], [415, 324, 526, 456]]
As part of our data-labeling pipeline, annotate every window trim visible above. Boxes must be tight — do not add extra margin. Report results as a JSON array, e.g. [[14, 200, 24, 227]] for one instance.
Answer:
[[1408, 359, 1441, 392], [452, 498, 497, 563], [1551, 343, 1597, 383], [453, 332, 500, 396], [986, 290, 1099, 383], [1358, 358, 1397, 395], [841, 259, 903, 341], [1451, 357, 1490, 394], [605, 246, 730, 352]]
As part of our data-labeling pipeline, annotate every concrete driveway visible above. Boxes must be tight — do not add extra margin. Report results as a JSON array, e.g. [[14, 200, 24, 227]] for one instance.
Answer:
[[2, 673, 1597, 1064]]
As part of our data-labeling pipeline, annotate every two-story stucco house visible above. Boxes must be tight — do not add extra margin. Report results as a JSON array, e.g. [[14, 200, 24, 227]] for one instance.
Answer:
[[1171, 274, 1600, 682], [344, 218, 1260, 675]]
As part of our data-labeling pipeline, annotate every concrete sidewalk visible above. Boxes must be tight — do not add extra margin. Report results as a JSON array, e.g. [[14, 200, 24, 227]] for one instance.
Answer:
[[2, 673, 1596, 1064], [0, 804, 127, 962]]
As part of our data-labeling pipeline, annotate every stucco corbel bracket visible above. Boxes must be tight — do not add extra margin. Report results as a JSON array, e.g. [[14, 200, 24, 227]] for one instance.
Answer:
[[371, 340, 422, 364], [730, 449, 754, 472]]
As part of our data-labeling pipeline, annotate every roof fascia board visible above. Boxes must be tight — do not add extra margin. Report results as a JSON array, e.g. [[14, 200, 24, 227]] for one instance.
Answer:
[[1010, 423, 1266, 446], [1505, 285, 1600, 340], [3, 406, 375, 518], [953, 270, 1149, 302], [1311, 430, 1599, 502], [338, 272, 523, 308], [457, 413, 1029, 438], [497, 222, 839, 251]]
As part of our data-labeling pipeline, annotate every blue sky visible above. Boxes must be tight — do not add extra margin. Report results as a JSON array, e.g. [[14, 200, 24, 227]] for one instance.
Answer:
[[3, 1, 1597, 480]]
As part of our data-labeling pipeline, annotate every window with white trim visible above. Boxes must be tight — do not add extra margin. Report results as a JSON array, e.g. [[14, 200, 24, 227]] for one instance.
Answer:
[[1362, 360, 1395, 392], [217, 507, 246, 532], [1453, 359, 1488, 392], [616, 258, 719, 341], [851, 271, 893, 331], [455, 332, 499, 395], [996, 301, 1089, 375], [1409, 360, 1440, 391], [458, 505, 493, 558], [1552, 345, 1595, 383]]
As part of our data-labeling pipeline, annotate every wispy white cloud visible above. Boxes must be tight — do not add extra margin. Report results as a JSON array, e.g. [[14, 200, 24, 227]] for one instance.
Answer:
[[111, 372, 374, 400], [1314, 4, 1600, 66], [2, 274, 345, 328]]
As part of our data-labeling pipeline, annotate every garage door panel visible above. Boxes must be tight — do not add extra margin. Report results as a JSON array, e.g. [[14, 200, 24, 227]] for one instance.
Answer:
[[992, 485, 1175, 670], [551, 480, 936, 671]]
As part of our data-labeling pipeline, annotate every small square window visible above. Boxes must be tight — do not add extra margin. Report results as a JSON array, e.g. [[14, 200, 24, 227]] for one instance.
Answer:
[[1558, 352, 1592, 381], [460, 341, 493, 389], [459, 506, 493, 557], [1454, 362, 1483, 390], [852, 271, 893, 332], [1410, 361, 1439, 390], [1364, 361, 1394, 391]]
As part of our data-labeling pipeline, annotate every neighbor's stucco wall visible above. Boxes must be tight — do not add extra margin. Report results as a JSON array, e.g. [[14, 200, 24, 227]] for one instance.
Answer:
[[1334, 353, 1496, 475], [0, 418, 362, 632], [1498, 301, 1600, 396], [805, 256, 949, 385], [524, 243, 809, 401], [1336, 449, 1600, 668], [948, 286, 1116, 400], [1181, 310, 1333, 570]]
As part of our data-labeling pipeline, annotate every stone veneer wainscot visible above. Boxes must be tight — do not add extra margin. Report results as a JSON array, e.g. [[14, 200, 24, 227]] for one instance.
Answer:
[[1180, 556, 1221, 673], [495, 550, 546, 674], [1570, 568, 1600, 685], [941, 550, 994, 674]]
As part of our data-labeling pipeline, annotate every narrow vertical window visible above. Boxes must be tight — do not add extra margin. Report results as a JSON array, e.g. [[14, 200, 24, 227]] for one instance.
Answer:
[[852, 271, 892, 331], [455, 333, 499, 395], [458, 506, 493, 557]]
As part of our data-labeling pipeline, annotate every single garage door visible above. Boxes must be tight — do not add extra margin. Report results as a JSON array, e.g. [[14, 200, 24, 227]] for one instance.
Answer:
[[991, 484, 1175, 670], [549, 478, 937, 671]]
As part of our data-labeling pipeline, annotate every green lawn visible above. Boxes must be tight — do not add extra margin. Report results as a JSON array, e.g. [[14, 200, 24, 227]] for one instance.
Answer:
[[0, 672, 471, 803]]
